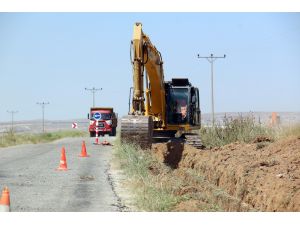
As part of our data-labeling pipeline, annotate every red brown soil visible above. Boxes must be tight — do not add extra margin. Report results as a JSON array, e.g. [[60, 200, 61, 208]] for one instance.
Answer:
[[151, 136, 300, 211]]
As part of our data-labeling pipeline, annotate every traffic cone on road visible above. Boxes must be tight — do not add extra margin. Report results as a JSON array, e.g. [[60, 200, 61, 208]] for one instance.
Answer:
[[56, 147, 68, 171], [94, 136, 99, 145], [79, 141, 89, 157], [0, 187, 10, 212]]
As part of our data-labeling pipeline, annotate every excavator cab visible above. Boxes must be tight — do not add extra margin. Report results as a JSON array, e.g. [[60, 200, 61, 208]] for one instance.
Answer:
[[166, 79, 201, 126]]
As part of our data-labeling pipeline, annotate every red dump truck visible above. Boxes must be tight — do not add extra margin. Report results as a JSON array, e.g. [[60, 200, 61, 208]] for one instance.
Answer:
[[88, 107, 117, 137]]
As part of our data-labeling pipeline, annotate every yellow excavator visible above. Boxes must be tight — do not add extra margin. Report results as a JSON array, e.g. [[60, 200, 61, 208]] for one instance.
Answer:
[[121, 23, 203, 149]]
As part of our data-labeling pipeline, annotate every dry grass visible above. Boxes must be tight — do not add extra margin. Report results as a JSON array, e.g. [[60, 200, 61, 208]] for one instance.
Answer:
[[113, 139, 241, 211], [113, 140, 182, 211], [200, 115, 275, 148], [277, 124, 300, 139]]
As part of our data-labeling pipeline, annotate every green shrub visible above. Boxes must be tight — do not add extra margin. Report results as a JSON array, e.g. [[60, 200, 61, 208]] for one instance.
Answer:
[[200, 115, 274, 148]]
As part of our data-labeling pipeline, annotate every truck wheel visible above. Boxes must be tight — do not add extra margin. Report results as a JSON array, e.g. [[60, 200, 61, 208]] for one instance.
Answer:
[[109, 128, 116, 136], [90, 132, 95, 137]]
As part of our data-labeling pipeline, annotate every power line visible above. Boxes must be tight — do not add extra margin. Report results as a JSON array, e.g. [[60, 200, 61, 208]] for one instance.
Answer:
[[197, 53, 226, 126], [7, 110, 18, 132], [85, 87, 102, 107], [36, 102, 49, 133]]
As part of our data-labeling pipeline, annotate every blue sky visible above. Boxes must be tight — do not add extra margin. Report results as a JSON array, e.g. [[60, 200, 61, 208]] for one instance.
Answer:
[[0, 13, 299, 122]]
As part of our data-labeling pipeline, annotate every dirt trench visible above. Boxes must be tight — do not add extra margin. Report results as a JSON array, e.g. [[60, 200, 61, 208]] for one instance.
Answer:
[[151, 136, 300, 211]]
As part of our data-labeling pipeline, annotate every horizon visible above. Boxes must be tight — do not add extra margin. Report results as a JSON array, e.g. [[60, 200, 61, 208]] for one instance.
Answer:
[[1, 111, 300, 124]]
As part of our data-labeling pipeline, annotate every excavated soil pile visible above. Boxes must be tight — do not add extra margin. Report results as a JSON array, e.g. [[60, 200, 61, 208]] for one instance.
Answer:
[[152, 136, 300, 211]]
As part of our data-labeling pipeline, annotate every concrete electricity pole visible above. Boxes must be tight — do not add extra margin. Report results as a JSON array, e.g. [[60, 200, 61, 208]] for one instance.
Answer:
[[7, 110, 18, 132], [36, 102, 49, 133], [197, 53, 226, 126], [85, 87, 102, 107]]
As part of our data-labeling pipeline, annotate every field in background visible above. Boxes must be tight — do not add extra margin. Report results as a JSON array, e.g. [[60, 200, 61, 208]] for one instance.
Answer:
[[201, 112, 300, 127], [0, 130, 88, 148], [0, 118, 89, 147], [0, 119, 90, 134], [1, 112, 300, 134]]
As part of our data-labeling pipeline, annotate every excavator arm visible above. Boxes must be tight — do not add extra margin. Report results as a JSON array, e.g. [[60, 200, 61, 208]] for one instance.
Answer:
[[131, 23, 145, 114], [121, 23, 168, 149], [131, 23, 166, 127]]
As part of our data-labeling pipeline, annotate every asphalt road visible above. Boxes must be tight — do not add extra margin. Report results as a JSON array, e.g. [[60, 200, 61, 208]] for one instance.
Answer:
[[0, 136, 123, 212]]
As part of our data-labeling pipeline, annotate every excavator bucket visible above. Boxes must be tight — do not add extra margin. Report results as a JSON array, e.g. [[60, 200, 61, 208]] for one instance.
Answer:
[[120, 115, 153, 149]]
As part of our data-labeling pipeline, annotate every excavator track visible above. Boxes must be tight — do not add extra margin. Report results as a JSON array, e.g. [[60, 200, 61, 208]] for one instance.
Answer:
[[184, 133, 205, 149], [121, 115, 153, 149]]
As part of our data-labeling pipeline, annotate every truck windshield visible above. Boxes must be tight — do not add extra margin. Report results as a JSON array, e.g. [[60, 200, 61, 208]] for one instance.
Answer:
[[91, 113, 112, 120], [100, 113, 111, 120]]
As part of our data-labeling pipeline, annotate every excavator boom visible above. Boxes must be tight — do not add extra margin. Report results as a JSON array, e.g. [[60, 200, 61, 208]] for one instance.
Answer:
[[131, 23, 166, 124], [121, 23, 162, 148]]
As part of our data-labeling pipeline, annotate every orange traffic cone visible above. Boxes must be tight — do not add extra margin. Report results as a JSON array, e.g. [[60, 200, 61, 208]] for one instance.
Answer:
[[56, 147, 68, 171], [0, 187, 10, 212], [79, 141, 89, 157], [94, 136, 99, 145]]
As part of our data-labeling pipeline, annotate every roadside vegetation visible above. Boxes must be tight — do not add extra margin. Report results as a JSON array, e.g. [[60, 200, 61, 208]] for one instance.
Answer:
[[277, 123, 300, 139], [114, 116, 300, 211], [114, 139, 249, 211], [114, 140, 182, 211], [0, 130, 88, 148], [200, 116, 275, 148]]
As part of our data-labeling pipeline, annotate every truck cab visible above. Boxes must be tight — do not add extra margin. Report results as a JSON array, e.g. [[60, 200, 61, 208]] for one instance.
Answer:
[[88, 107, 117, 137]]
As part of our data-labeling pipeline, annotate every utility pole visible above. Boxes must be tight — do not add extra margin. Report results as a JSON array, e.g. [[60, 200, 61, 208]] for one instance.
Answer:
[[36, 102, 49, 133], [7, 110, 18, 132], [197, 53, 226, 126], [85, 87, 102, 107]]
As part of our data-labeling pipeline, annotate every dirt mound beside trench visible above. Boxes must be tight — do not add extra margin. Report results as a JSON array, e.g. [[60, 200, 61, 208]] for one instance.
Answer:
[[152, 136, 300, 211]]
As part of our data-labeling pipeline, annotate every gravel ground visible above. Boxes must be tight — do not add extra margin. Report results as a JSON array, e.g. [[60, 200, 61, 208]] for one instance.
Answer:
[[0, 136, 124, 212]]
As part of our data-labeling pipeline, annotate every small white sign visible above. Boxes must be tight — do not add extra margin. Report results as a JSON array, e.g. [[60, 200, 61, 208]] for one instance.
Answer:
[[72, 122, 78, 129]]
